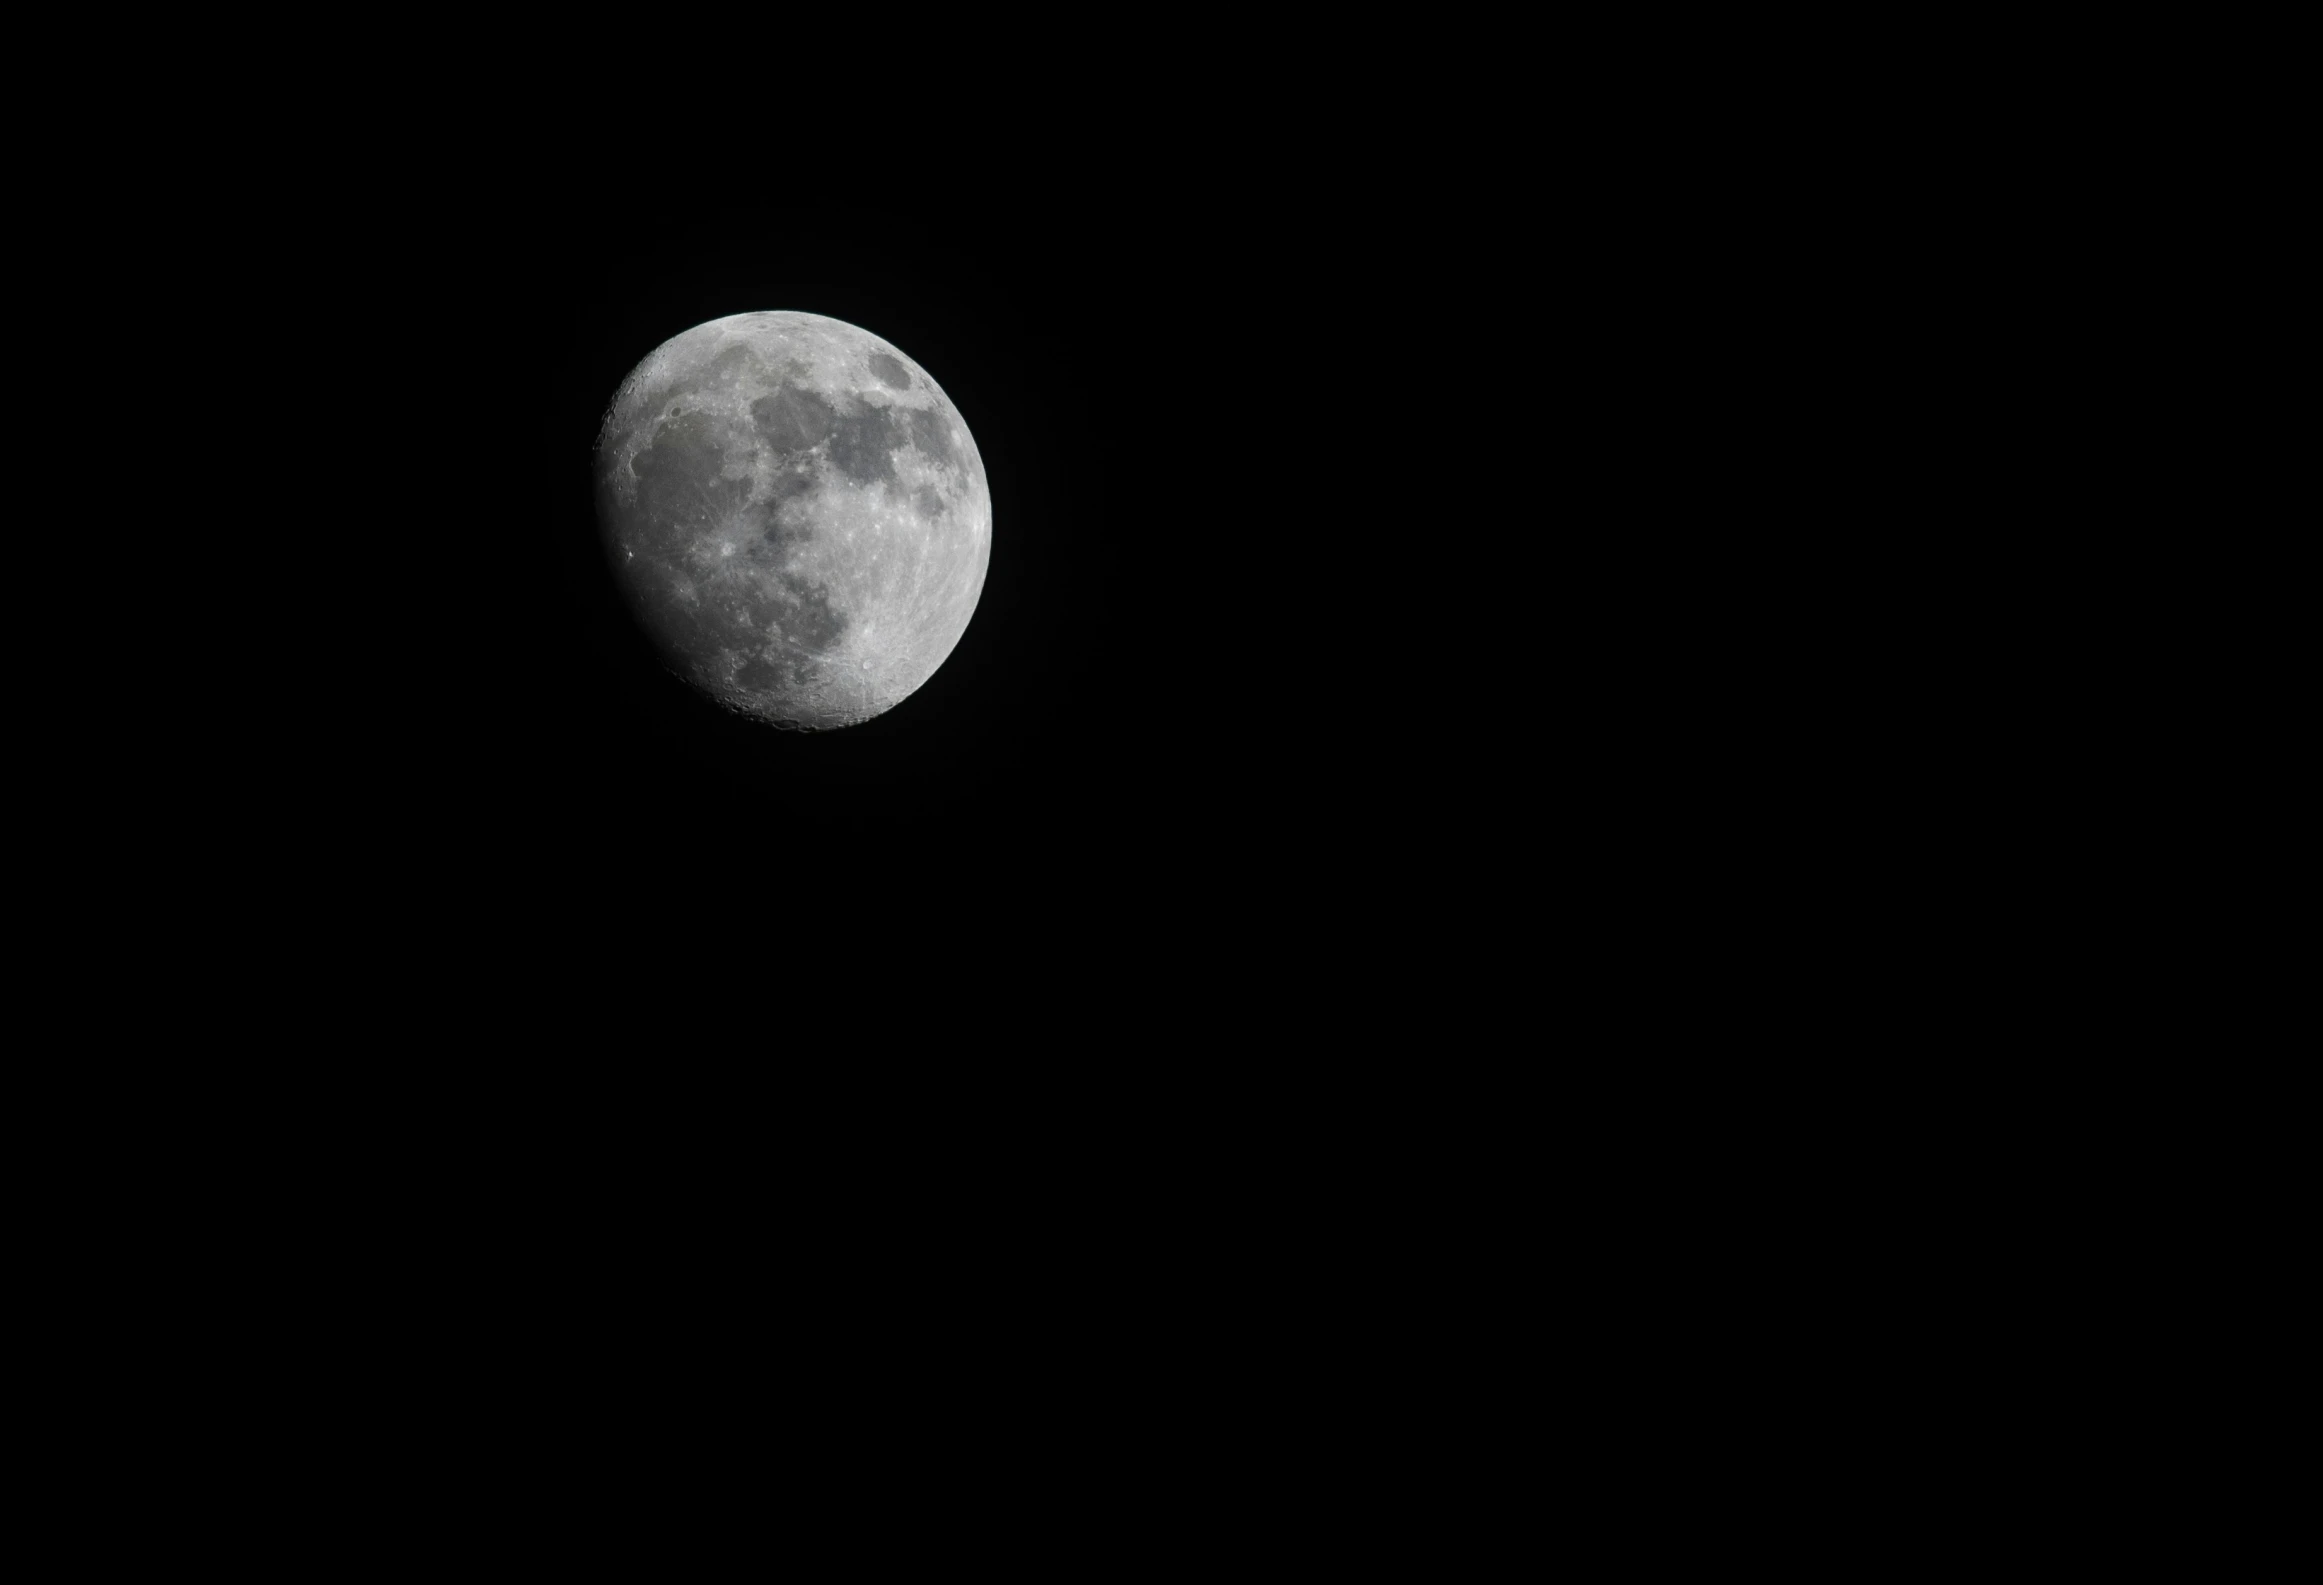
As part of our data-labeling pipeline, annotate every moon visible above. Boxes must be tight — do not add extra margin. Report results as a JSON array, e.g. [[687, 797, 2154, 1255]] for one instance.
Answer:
[[594, 312, 991, 730]]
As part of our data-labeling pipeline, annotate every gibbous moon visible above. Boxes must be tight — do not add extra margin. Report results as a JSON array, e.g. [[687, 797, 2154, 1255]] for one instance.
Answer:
[[594, 312, 990, 730]]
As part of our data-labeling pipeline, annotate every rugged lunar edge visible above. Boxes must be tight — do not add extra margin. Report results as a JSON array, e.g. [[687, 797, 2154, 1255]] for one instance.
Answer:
[[594, 312, 991, 730]]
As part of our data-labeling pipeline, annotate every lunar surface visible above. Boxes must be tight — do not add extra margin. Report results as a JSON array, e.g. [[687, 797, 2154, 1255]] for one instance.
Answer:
[[594, 312, 990, 730]]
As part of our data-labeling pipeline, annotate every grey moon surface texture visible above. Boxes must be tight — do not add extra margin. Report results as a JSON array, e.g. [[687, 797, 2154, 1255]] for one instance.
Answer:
[[594, 312, 991, 730]]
